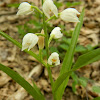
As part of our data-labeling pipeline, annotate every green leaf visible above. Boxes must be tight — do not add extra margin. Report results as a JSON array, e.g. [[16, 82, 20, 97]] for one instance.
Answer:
[[0, 31, 41, 63], [71, 72, 78, 83], [59, 44, 69, 51], [71, 72, 78, 93], [75, 45, 87, 53], [54, 1, 63, 8], [66, 2, 81, 7], [62, 37, 71, 45], [32, 81, 43, 96], [72, 81, 77, 93], [93, 97, 100, 100], [72, 48, 100, 71], [7, 3, 20, 8], [78, 77, 87, 87], [92, 86, 100, 93], [50, 47, 59, 53], [55, 8, 84, 100], [53, 71, 72, 93], [0, 63, 45, 100]]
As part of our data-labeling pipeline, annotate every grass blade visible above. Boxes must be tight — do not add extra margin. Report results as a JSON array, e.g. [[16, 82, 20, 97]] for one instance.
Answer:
[[53, 71, 72, 93], [72, 48, 100, 71], [93, 97, 100, 100], [0, 63, 45, 100], [55, 8, 85, 100]]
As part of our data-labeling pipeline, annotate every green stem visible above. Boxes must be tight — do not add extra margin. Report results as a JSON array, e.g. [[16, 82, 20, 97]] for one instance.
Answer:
[[31, 6, 43, 14], [39, 49, 42, 60], [48, 35, 54, 46], [35, 33, 45, 37], [47, 66, 54, 86], [46, 13, 60, 23], [42, 0, 54, 99], [42, 13, 54, 83], [46, 15, 56, 23], [43, 14, 49, 59]]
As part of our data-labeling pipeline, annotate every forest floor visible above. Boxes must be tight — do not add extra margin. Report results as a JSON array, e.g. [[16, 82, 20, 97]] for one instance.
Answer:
[[0, 0, 100, 100]]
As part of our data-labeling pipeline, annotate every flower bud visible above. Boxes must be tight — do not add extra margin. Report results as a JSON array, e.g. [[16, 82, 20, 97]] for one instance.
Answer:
[[50, 27, 63, 39], [43, 0, 58, 18], [17, 2, 34, 15], [48, 52, 60, 66], [22, 33, 39, 51], [60, 8, 80, 22], [38, 29, 44, 49]]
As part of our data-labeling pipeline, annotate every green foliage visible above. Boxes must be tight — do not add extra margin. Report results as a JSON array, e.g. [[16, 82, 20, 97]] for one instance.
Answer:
[[55, 8, 85, 100], [54, 1, 63, 8], [66, 2, 81, 7], [92, 86, 100, 93], [93, 97, 100, 100], [32, 81, 43, 96], [0, 63, 45, 100], [72, 48, 100, 71], [53, 71, 72, 93], [7, 3, 20, 8], [57, 36, 93, 54], [78, 77, 87, 87], [71, 72, 88, 93], [71, 72, 95, 93]]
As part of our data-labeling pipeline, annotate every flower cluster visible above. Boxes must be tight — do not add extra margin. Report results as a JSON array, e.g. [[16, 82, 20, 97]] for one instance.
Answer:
[[17, 0, 80, 66]]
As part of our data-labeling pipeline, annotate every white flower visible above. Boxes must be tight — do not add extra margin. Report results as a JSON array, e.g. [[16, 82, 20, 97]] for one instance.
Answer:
[[43, 0, 58, 18], [48, 52, 60, 66], [22, 33, 39, 51], [50, 27, 63, 39], [17, 2, 33, 15], [60, 8, 80, 22]]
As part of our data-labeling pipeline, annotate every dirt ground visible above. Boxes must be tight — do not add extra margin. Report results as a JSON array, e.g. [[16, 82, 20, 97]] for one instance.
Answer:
[[0, 0, 100, 100]]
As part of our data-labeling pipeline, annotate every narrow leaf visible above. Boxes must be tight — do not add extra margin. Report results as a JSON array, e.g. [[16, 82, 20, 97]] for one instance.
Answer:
[[53, 71, 72, 92], [72, 81, 77, 93], [0, 63, 45, 100], [72, 48, 100, 71], [93, 97, 100, 100], [32, 81, 43, 95], [78, 77, 87, 87], [55, 8, 85, 100]]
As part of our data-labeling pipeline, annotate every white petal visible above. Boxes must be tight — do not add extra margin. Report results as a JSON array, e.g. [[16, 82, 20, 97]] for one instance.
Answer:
[[60, 8, 80, 22], [22, 33, 39, 51], [55, 59, 60, 66], [18, 2, 31, 9], [50, 3, 58, 17], [17, 2, 33, 15], [43, 2, 50, 18], [48, 58, 53, 65], [28, 35, 39, 51], [43, 0, 58, 18], [48, 52, 60, 66], [50, 27, 63, 39]]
